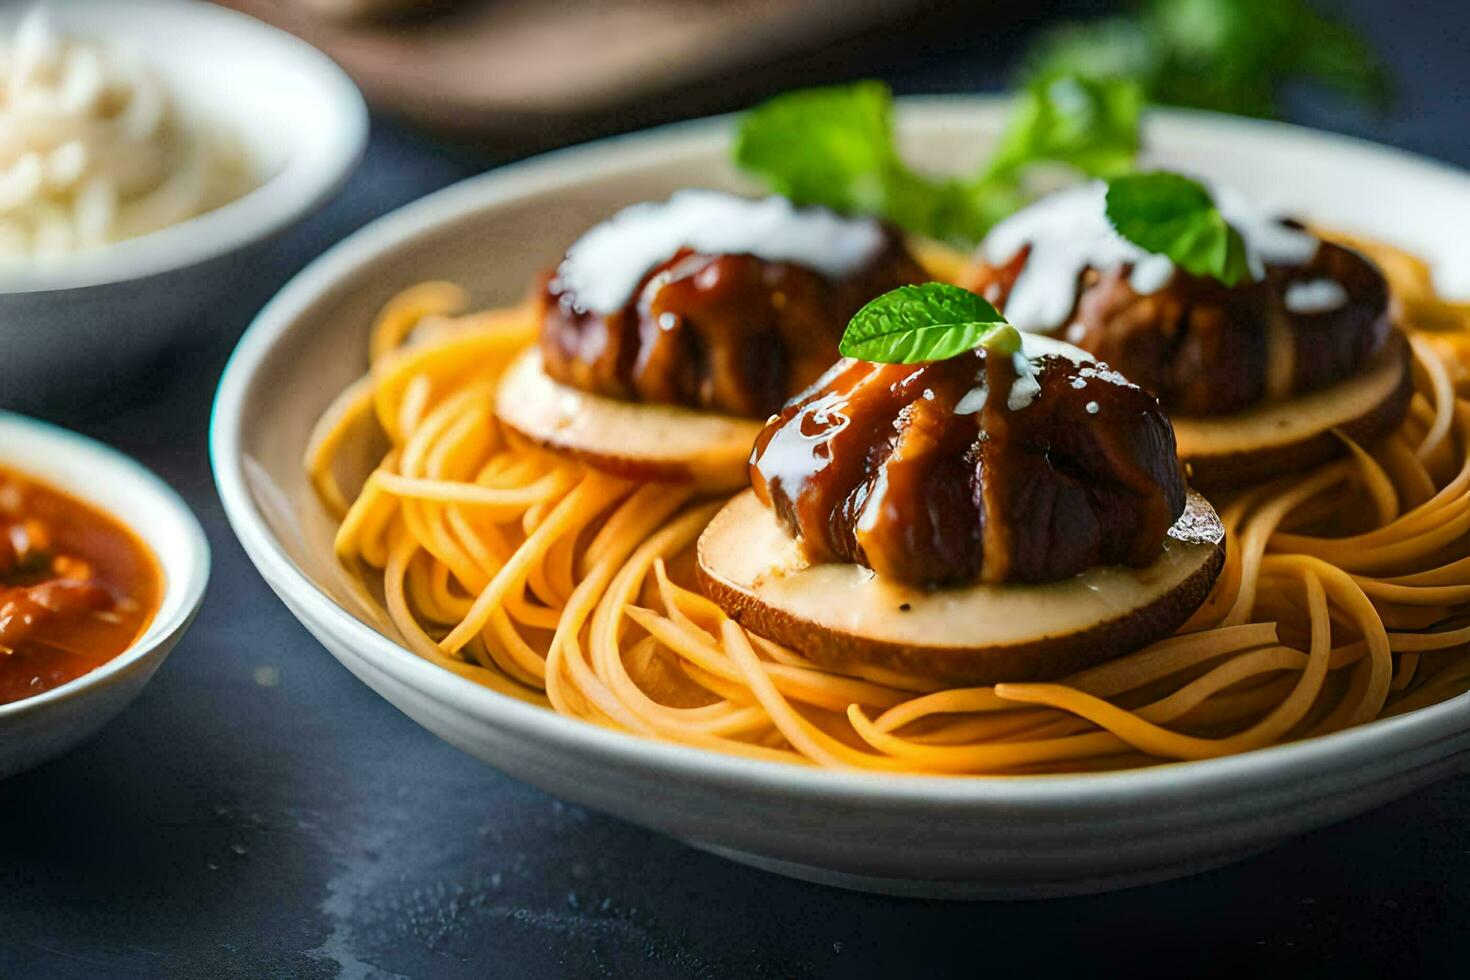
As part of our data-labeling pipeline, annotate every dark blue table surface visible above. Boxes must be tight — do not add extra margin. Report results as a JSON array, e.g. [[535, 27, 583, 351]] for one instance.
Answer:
[[2, 1, 1467, 976]]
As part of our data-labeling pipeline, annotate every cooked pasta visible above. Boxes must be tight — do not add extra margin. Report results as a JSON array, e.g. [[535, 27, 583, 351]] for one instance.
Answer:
[[307, 237, 1470, 776], [0, 9, 254, 259]]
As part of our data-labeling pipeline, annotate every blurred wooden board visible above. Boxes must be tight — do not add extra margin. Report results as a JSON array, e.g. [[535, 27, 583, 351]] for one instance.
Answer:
[[216, 0, 959, 149]]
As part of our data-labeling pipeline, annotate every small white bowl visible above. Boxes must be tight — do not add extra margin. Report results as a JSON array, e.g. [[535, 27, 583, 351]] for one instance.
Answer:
[[0, 412, 210, 779], [213, 99, 1470, 898], [0, 0, 368, 408]]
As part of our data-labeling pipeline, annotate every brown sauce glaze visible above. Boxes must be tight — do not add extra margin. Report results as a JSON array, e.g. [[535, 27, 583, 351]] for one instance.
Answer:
[[541, 234, 927, 419], [750, 341, 1186, 587], [965, 237, 1391, 416]]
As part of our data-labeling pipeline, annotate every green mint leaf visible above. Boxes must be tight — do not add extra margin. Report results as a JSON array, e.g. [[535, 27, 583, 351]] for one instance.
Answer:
[[732, 81, 898, 218], [983, 75, 1143, 183], [1104, 172, 1250, 286], [733, 77, 1143, 248], [839, 283, 1018, 364], [733, 82, 998, 246]]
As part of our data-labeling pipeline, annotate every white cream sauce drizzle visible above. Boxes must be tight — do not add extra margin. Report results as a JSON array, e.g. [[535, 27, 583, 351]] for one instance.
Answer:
[[557, 189, 887, 315], [1000, 333, 1097, 413], [1007, 352, 1043, 411], [1284, 278, 1349, 314], [953, 382, 988, 416], [979, 181, 1321, 333]]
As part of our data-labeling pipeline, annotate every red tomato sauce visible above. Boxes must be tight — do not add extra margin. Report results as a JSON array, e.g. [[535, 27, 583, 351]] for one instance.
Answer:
[[0, 466, 162, 705]]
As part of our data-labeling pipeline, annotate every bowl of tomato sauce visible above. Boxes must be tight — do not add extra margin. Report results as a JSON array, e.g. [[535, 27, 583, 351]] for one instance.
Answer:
[[0, 412, 209, 778]]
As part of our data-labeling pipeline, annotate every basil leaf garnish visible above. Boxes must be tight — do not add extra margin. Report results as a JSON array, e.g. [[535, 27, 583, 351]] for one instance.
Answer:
[[1104, 171, 1251, 285], [839, 283, 1020, 364]]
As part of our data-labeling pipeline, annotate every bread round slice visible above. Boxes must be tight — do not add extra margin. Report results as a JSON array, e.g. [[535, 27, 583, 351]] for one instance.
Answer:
[[696, 489, 1226, 685], [1174, 331, 1412, 491], [495, 348, 763, 490]]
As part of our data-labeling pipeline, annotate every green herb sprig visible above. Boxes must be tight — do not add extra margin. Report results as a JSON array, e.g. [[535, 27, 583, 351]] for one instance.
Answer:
[[839, 283, 1019, 364], [1021, 0, 1393, 120], [1104, 171, 1250, 286], [733, 75, 1142, 248]]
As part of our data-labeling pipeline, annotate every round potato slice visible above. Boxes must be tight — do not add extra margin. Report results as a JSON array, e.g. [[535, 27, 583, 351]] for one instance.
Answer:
[[697, 489, 1226, 685], [1174, 331, 1412, 491], [495, 348, 763, 490]]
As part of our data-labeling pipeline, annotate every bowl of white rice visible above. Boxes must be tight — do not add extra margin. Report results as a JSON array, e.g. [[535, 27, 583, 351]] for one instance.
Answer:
[[0, 0, 366, 408]]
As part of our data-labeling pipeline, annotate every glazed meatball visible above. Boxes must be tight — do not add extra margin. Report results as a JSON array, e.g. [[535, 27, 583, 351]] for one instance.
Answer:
[[541, 195, 928, 419], [749, 339, 1186, 586], [963, 182, 1393, 416]]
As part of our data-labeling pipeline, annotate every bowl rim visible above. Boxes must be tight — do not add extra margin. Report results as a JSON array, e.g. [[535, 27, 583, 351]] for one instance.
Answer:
[[0, 0, 368, 296], [211, 96, 1470, 807], [0, 411, 212, 719]]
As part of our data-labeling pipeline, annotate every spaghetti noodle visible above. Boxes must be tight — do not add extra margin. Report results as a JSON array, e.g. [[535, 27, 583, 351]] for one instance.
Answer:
[[306, 238, 1470, 776]]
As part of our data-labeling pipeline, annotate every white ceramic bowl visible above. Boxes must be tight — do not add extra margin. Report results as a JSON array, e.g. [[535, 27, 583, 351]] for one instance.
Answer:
[[0, 412, 210, 779], [0, 0, 367, 409], [211, 99, 1470, 898]]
